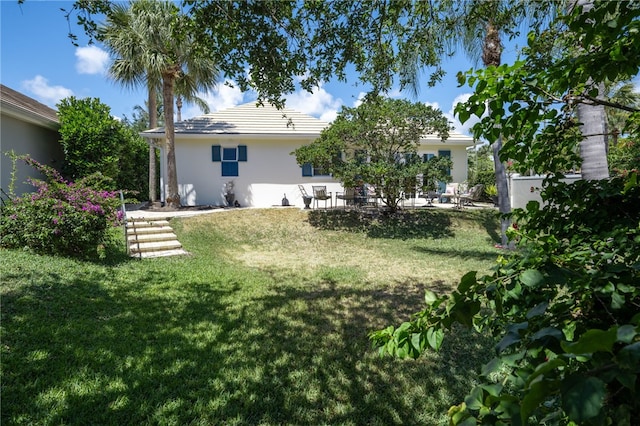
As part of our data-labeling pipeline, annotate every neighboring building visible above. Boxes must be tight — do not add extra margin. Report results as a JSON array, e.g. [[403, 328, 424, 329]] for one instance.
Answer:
[[1, 84, 63, 197], [141, 102, 475, 208]]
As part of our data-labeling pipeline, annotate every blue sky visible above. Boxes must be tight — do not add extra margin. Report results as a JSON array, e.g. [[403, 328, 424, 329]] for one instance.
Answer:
[[2, 1, 530, 136]]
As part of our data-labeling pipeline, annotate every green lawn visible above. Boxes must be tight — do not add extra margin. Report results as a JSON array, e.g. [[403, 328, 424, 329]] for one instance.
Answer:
[[2, 208, 500, 425]]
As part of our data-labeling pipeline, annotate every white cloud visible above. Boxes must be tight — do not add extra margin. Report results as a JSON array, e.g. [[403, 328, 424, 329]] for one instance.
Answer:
[[181, 81, 247, 119], [75, 45, 109, 75], [21, 75, 73, 107], [443, 93, 482, 136], [424, 101, 441, 110], [353, 92, 368, 108], [285, 83, 343, 123]]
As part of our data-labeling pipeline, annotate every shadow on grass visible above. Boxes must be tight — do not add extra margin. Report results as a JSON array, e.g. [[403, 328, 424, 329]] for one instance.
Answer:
[[308, 209, 456, 239], [2, 262, 494, 425], [412, 245, 500, 262]]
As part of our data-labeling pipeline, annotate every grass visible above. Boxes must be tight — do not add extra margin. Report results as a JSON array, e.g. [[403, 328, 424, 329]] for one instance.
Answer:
[[2, 208, 501, 425]]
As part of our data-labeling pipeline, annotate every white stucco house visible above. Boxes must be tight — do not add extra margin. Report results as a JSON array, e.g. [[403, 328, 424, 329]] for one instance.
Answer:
[[141, 102, 475, 208], [1, 84, 63, 198]]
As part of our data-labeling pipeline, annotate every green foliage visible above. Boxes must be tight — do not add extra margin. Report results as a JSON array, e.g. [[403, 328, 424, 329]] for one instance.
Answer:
[[0, 156, 124, 258], [371, 173, 640, 424], [56, 96, 148, 198], [609, 137, 640, 176], [468, 144, 496, 188], [57, 97, 122, 183], [294, 96, 452, 212], [115, 124, 149, 198], [455, 1, 640, 175], [372, 2, 640, 424]]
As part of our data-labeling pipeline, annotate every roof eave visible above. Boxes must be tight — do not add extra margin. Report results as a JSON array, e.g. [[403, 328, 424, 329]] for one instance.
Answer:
[[1, 101, 59, 130]]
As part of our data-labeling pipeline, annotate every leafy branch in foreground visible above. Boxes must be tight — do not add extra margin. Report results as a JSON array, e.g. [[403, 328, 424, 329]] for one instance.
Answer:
[[371, 174, 640, 425], [372, 2, 640, 424]]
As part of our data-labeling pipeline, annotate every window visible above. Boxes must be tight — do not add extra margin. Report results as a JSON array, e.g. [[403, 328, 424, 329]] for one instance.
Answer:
[[212, 145, 247, 177], [301, 162, 330, 177]]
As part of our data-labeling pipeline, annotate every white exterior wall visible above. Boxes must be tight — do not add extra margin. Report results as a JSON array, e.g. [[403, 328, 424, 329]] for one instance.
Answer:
[[1, 113, 63, 197], [509, 174, 582, 209], [162, 136, 473, 208], [417, 144, 469, 184], [172, 136, 341, 208]]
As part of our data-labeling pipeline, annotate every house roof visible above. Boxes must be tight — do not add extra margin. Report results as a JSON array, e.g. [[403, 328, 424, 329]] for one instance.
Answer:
[[1, 84, 59, 129], [142, 102, 329, 139], [141, 100, 475, 146]]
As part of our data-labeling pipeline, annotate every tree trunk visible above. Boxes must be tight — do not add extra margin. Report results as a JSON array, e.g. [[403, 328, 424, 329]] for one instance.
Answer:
[[163, 72, 180, 208], [573, 1, 609, 180], [176, 95, 183, 122], [492, 137, 512, 248], [577, 82, 610, 180], [148, 83, 158, 204], [483, 21, 512, 248]]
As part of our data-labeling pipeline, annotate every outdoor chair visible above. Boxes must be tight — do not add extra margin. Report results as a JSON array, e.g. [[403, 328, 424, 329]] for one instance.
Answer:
[[439, 183, 460, 203], [458, 184, 484, 207], [298, 185, 313, 209], [420, 190, 440, 207], [365, 184, 383, 207], [336, 187, 356, 208], [312, 186, 332, 209]]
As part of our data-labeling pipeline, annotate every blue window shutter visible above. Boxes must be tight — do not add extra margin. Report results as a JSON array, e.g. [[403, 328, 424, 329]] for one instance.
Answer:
[[222, 162, 239, 177], [212, 145, 221, 162], [238, 145, 247, 161], [302, 163, 313, 177]]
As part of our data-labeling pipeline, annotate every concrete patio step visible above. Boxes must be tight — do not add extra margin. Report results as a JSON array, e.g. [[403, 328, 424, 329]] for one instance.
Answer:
[[126, 218, 188, 258]]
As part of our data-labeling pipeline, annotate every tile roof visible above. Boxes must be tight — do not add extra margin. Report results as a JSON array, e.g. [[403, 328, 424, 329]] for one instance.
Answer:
[[1, 84, 59, 129], [141, 100, 475, 146], [143, 102, 329, 137]]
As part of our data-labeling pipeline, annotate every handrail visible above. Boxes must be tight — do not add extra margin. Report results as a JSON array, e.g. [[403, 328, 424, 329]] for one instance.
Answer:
[[119, 190, 130, 255]]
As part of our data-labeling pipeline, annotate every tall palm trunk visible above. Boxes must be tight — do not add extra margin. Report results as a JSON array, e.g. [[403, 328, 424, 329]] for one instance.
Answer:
[[577, 84, 609, 180], [484, 22, 512, 248], [163, 70, 180, 208], [176, 95, 183, 122], [573, 0, 609, 180], [148, 83, 158, 204]]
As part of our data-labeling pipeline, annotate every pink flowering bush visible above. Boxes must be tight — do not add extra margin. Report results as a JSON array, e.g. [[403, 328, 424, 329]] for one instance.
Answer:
[[0, 156, 123, 257]]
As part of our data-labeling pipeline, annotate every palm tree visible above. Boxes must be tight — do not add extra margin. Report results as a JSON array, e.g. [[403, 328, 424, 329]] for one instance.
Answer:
[[99, 0, 219, 208], [454, 0, 549, 247], [570, 0, 610, 180], [604, 81, 640, 145]]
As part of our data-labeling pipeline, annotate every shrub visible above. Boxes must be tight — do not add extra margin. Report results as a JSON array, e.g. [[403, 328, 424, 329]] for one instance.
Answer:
[[0, 156, 124, 258], [371, 172, 640, 424]]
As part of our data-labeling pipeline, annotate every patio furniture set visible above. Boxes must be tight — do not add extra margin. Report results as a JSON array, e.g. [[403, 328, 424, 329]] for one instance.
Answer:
[[299, 183, 485, 210]]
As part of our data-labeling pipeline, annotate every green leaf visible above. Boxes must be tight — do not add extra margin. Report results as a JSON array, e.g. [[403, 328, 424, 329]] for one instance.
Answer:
[[522, 378, 559, 423], [520, 269, 544, 288], [457, 271, 477, 293], [481, 358, 502, 378], [527, 357, 567, 385], [531, 327, 563, 343], [411, 332, 421, 352], [424, 289, 438, 305], [526, 301, 548, 319], [561, 329, 617, 354], [480, 383, 503, 397], [426, 327, 444, 351], [617, 342, 640, 370], [617, 325, 638, 344], [496, 322, 528, 354], [611, 291, 625, 309], [561, 376, 606, 422], [464, 386, 484, 410]]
